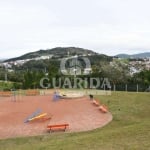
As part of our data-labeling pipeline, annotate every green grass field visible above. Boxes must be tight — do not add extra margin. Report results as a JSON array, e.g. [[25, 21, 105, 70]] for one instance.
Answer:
[[0, 92, 150, 150]]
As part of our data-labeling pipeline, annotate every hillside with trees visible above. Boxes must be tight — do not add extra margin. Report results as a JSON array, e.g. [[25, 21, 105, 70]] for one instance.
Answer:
[[0, 47, 150, 91], [5, 47, 98, 62]]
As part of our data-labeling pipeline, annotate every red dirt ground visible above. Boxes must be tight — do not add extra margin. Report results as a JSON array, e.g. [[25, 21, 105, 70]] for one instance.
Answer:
[[0, 94, 112, 139]]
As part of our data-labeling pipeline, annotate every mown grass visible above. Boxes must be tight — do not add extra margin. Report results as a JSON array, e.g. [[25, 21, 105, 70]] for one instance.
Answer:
[[0, 92, 150, 150]]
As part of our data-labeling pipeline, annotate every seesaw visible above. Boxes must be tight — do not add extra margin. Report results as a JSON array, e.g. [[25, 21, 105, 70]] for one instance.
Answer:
[[24, 109, 52, 123], [24, 108, 42, 123], [28, 113, 47, 121], [99, 105, 108, 113], [28, 113, 52, 121]]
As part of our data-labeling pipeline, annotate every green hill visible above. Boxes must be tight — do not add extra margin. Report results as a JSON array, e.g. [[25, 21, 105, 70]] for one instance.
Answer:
[[116, 52, 150, 58], [5, 47, 98, 62]]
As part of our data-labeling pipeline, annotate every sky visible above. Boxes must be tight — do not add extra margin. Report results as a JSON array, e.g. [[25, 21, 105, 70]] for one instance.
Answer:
[[0, 0, 150, 58]]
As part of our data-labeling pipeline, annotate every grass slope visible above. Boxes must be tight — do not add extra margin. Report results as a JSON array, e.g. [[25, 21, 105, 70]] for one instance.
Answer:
[[0, 92, 150, 150]]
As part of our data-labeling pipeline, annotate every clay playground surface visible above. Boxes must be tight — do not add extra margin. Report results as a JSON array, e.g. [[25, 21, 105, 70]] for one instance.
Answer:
[[0, 92, 112, 139]]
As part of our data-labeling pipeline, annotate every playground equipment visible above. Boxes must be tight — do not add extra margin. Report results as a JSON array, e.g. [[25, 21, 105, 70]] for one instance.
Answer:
[[28, 113, 47, 121], [53, 91, 61, 101], [92, 99, 100, 106], [99, 105, 108, 113], [91, 98, 108, 113], [52, 89, 85, 100], [29, 113, 52, 122], [89, 94, 94, 100], [24, 110, 52, 123], [59, 92, 84, 99], [24, 109, 42, 123]]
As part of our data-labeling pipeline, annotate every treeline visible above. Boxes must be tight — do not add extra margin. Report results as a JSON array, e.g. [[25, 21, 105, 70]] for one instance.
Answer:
[[0, 56, 150, 91]]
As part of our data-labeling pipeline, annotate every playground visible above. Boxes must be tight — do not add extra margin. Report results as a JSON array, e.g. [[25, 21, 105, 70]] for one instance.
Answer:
[[0, 90, 112, 139]]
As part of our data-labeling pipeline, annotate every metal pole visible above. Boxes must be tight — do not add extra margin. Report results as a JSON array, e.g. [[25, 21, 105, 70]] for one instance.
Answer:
[[137, 84, 139, 93], [125, 84, 127, 92], [114, 84, 116, 91]]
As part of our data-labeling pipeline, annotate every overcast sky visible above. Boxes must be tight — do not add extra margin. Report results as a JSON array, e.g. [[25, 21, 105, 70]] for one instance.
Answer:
[[0, 0, 150, 58]]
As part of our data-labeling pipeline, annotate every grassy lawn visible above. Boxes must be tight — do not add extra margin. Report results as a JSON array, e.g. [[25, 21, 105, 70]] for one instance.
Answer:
[[0, 92, 150, 150]]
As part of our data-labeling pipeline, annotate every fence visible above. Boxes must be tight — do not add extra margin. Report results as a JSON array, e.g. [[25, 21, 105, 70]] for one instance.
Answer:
[[110, 84, 150, 92]]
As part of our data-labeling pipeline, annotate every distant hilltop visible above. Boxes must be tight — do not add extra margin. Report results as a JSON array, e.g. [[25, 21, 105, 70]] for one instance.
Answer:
[[4, 47, 98, 62], [116, 52, 150, 58], [3, 47, 150, 62]]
